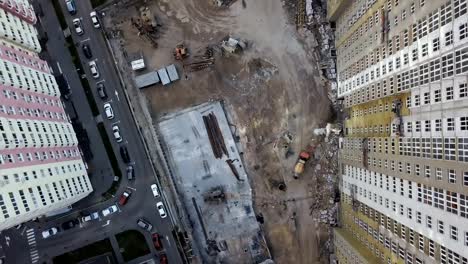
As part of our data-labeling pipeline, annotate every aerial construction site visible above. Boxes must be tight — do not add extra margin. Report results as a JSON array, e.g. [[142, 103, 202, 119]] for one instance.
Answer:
[[100, 0, 339, 263]]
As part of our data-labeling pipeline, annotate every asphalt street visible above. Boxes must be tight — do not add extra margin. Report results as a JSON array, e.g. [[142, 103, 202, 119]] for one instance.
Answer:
[[0, 0, 183, 263]]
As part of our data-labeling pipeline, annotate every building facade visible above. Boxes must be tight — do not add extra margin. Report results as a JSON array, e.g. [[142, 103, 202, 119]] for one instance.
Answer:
[[329, 0, 468, 263], [0, 0, 92, 230]]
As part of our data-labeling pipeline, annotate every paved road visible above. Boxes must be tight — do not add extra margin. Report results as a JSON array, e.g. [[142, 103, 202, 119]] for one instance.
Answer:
[[0, 0, 183, 263]]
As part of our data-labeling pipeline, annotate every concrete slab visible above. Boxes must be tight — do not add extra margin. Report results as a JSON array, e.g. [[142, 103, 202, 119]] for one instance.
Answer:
[[159, 101, 269, 263]]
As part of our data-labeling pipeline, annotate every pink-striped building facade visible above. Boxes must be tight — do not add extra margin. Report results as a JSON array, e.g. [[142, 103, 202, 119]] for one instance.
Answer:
[[0, 0, 92, 230]]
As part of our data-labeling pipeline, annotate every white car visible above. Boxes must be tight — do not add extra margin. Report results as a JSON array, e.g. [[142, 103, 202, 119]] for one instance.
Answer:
[[104, 103, 114, 119], [151, 184, 160, 197], [72, 18, 83, 35], [82, 212, 99, 222], [112, 125, 122, 142], [42, 227, 58, 239], [88, 61, 100, 79], [102, 205, 118, 217], [90, 11, 100, 28], [156, 202, 167, 218]]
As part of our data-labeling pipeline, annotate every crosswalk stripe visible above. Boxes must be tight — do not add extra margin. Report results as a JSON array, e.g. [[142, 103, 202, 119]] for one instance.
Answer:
[[27, 234, 35, 239], [29, 241, 36, 245], [31, 256, 39, 261], [30, 252, 38, 257], [26, 229, 34, 234]]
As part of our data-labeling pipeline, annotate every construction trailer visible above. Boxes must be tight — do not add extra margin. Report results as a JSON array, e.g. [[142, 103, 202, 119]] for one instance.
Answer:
[[135, 71, 160, 89]]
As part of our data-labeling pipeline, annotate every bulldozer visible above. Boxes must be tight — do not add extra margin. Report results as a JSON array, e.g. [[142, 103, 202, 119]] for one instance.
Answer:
[[173, 43, 189, 60]]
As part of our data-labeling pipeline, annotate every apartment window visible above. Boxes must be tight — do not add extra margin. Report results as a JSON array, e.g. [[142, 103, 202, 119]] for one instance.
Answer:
[[460, 23, 468, 40], [433, 37, 440, 51], [415, 164, 420, 176], [434, 89, 441, 102], [450, 225, 458, 240], [460, 82, 468, 98], [425, 165, 431, 177], [461, 117, 468, 130], [412, 48, 418, 61], [459, 138, 468, 162], [429, 239, 435, 258], [446, 191, 458, 214], [411, 3, 415, 13], [464, 171, 468, 186], [423, 92, 430, 104], [438, 220, 444, 234], [415, 121, 421, 132], [418, 235, 424, 251], [435, 119, 442, 131], [436, 168, 442, 180], [446, 86, 454, 100], [434, 188, 444, 209], [425, 120, 431, 132], [420, 0, 425, 7], [422, 43, 428, 57], [454, 0, 467, 18], [449, 169, 457, 183], [445, 31, 453, 45], [416, 211, 422, 223], [447, 118, 455, 131], [414, 95, 420, 106], [426, 216, 432, 228]]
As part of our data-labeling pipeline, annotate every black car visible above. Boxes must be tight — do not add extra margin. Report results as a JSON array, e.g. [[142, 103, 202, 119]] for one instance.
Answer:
[[97, 83, 107, 99], [82, 43, 93, 59], [61, 219, 79, 230], [120, 146, 131, 163]]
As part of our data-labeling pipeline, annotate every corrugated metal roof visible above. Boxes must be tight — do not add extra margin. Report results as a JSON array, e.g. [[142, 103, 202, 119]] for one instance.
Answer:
[[158, 68, 171, 85], [135, 71, 160, 89], [166, 64, 179, 82]]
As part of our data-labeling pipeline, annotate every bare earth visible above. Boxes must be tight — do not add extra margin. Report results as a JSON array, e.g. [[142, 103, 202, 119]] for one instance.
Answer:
[[104, 0, 332, 262]]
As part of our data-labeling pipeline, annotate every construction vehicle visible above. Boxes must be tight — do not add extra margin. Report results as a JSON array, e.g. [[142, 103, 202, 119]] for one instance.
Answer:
[[293, 145, 315, 179], [173, 43, 189, 60]]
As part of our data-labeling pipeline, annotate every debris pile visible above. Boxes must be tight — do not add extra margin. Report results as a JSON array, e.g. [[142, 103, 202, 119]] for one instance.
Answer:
[[183, 47, 215, 72], [203, 112, 228, 159], [130, 7, 160, 47], [220, 36, 247, 56]]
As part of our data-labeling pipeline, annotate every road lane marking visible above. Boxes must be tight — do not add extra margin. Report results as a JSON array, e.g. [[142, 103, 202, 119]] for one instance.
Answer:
[[96, 79, 106, 84], [80, 37, 90, 43], [111, 120, 121, 126], [102, 220, 110, 227], [21, 226, 27, 235], [166, 236, 171, 246], [115, 90, 120, 101], [126, 186, 136, 191]]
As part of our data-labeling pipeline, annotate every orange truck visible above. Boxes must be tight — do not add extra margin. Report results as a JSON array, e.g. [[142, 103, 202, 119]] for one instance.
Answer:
[[293, 145, 315, 179]]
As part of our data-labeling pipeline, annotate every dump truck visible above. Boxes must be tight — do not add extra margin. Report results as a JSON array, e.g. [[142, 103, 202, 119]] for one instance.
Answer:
[[293, 145, 315, 179], [294, 151, 310, 179]]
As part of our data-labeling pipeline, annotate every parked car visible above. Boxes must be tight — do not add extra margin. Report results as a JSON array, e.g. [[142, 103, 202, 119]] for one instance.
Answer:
[[103, 103, 114, 119], [97, 83, 107, 99], [88, 61, 99, 79], [127, 165, 134, 180], [82, 43, 93, 59], [150, 184, 160, 197], [65, 0, 76, 14], [156, 202, 167, 218], [90, 11, 100, 28], [118, 190, 131, 205], [112, 125, 122, 142], [42, 227, 58, 239], [136, 218, 153, 232], [159, 253, 168, 264], [120, 146, 130, 163], [102, 205, 118, 217], [72, 18, 84, 35], [61, 219, 79, 230], [82, 212, 99, 222], [152, 233, 163, 250]]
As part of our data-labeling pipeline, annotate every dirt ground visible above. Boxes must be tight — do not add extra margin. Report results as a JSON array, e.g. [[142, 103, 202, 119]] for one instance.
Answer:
[[103, 0, 333, 263]]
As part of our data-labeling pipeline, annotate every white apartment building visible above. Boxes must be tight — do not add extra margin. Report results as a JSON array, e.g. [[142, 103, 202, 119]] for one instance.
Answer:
[[0, 0, 92, 231]]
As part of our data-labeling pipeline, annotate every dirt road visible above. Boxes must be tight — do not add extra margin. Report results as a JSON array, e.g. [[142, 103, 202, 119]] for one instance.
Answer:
[[104, 0, 332, 262]]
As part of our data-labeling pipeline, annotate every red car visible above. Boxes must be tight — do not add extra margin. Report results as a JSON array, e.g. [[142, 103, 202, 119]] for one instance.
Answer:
[[159, 253, 167, 264], [118, 190, 131, 205], [152, 233, 163, 250]]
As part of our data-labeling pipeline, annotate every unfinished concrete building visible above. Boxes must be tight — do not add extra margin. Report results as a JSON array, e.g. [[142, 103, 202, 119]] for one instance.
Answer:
[[329, 0, 468, 263]]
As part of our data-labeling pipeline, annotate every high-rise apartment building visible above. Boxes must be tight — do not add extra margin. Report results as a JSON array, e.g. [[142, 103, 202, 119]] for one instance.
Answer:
[[0, 0, 92, 231], [328, 0, 468, 263]]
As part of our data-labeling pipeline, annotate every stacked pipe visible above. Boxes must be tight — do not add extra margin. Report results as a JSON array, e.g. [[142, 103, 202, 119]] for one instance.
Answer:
[[203, 112, 229, 159]]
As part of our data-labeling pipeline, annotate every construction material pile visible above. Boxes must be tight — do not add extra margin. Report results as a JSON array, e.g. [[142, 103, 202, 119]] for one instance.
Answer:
[[202, 112, 228, 159]]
